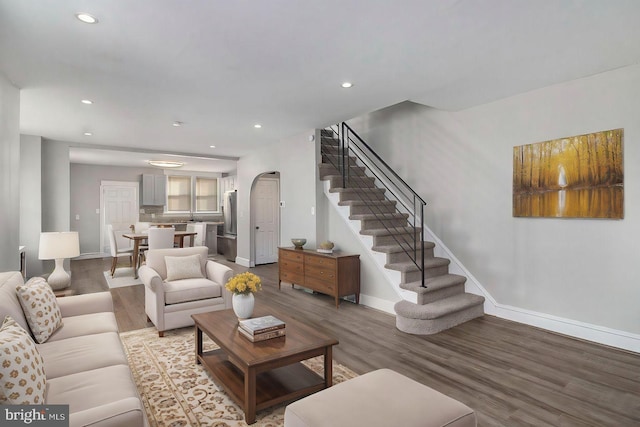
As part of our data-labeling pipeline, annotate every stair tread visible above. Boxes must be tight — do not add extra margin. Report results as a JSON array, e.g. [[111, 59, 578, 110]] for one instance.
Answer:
[[400, 274, 467, 293], [372, 241, 435, 254], [350, 213, 408, 220], [395, 293, 485, 320], [329, 187, 384, 193], [385, 257, 450, 272], [339, 200, 396, 206], [360, 227, 420, 236]]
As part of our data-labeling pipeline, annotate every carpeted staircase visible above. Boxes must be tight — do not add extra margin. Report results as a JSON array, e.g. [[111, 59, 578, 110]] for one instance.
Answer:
[[319, 129, 485, 334]]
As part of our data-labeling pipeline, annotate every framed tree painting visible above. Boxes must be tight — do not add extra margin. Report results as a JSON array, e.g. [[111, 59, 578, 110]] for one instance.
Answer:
[[513, 128, 623, 219]]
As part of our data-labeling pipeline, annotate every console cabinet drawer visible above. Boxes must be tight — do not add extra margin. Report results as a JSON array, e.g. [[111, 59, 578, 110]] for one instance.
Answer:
[[278, 247, 360, 308]]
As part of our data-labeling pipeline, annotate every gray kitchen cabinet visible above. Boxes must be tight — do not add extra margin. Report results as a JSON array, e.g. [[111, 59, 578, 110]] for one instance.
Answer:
[[141, 174, 166, 206]]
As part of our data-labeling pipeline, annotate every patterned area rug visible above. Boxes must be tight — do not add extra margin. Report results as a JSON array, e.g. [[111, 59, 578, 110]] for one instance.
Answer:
[[119, 327, 357, 426]]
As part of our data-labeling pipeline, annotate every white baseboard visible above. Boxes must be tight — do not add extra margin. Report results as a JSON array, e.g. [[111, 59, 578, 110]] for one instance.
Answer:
[[359, 293, 397, 314], [235, 257, 251, 267]]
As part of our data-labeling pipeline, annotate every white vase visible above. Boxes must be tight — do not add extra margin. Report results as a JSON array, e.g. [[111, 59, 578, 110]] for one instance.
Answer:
[[232, 293, 255, 320]]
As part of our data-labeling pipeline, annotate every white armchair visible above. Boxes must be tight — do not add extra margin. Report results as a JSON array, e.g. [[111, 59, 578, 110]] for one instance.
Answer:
[[138, 246, 233, 336]]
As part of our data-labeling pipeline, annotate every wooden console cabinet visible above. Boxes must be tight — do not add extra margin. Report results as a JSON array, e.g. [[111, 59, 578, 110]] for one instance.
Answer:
[[278, 247, 360, 308]]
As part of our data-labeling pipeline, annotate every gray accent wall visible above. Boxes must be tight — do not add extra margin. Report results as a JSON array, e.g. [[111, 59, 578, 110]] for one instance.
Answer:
[[70, 163, 158, 254], [347, 64, 640, 335], [0, 73, 20, 271]]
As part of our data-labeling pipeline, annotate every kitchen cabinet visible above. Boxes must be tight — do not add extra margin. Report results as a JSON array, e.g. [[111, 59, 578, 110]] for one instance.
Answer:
[[278, 247, 360, 308], [141, 174, 166, 206], [220, 175, 237, 194]]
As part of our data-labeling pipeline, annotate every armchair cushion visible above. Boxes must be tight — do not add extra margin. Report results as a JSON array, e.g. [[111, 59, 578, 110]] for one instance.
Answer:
[[16, 277, 63, 343], [164, 278, 222, 304], [165, 254, 204, 281]]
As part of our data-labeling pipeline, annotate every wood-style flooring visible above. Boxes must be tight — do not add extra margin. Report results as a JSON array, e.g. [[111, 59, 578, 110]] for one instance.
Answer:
[[71, 257, 640, 426]]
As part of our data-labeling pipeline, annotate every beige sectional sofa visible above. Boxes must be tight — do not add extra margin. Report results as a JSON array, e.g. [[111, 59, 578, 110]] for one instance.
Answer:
[[0, 271, 146, 427]]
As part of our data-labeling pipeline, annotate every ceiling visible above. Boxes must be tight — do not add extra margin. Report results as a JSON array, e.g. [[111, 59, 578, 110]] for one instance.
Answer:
[[2, 1, 640, 170]]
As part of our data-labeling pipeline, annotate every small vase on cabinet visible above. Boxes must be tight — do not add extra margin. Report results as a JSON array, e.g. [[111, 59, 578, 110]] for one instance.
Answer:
[[232, 293, 255, 320]]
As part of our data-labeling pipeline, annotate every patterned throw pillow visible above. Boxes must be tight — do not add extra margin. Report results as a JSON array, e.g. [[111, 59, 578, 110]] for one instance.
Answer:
[[0, 316, 47, 404], [16, 277, 63, 343], [165, 254, 204, 281]]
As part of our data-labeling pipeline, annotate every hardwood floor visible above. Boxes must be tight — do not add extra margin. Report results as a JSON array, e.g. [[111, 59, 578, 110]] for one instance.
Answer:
[[71, 257, 640, 426]]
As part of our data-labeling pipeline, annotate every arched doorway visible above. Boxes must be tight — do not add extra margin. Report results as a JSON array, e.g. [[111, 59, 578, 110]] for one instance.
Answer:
[[250, 172, 280, 265]]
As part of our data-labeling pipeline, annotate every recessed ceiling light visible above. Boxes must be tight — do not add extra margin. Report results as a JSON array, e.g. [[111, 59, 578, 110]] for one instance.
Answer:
[[83, 132, 93, 136], [254, 124, 262, 129], [75, 13, 98, 24], [341, 82, 353, 88], [147, 160, 184, 168], [172, 121, 183, 127], [209, 145, 216, 148], [81, 99, 93, 105]]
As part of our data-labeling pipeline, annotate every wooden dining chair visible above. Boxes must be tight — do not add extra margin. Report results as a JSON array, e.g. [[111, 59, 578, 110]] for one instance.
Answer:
[[107, 224, 134, 276]]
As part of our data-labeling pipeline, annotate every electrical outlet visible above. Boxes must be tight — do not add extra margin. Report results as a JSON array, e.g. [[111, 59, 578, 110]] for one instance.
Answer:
[[151, 213, 156, 218], [75, 214, 80, 220], [95, 209, 100, 214]]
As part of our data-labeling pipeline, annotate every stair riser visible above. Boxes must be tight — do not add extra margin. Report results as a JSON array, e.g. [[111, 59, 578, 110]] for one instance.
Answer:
[[373, 234, 420, 247], [339, 191, 386, 203], [349, 204, 396, 215], [417, 284, 465, 305], [395, 305, 484, 335], [359, 218, 408, 230], [386, 248, 434, 264], [328, 175, 376, 189], [319, 165, 367, 178], [402, 264, 449, 283]]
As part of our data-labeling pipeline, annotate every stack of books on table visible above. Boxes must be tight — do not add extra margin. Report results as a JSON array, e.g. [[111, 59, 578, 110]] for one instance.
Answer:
[[238, 315, 286, 342]]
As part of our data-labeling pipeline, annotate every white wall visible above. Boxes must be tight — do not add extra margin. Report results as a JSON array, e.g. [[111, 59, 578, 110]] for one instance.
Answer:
[[0, 73, 20, 271], [20, 135, 43, 277], [237, 129, 317, 266], [347, 64, 640, 336]]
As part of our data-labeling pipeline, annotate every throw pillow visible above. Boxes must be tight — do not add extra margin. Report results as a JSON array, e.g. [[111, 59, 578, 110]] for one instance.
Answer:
[[165, 254, 204, 281], [0, 316, 47, 404], [16, 277, 63, 343]]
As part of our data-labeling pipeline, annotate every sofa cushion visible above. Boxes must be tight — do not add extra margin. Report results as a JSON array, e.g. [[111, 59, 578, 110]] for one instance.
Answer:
[[164, 278, 222, 304], [46, 312, 119, 342], [36, 332, 128, 379], [0, 316, 46, 404], [165, 254, 204, 281], [46, 364, 145, 427], [16, 277, 63, 343], [0, 271, 29, 332]]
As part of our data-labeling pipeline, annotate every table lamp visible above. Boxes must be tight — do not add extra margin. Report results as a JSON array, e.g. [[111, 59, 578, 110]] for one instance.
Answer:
[[38, 231, 80, 290]]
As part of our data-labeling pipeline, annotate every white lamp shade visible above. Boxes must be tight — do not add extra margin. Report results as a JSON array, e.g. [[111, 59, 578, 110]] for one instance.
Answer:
[[39, 232, 80, 260]]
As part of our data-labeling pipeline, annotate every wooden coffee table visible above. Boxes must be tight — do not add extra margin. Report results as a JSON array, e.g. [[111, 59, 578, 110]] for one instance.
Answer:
[[192, 308, 339, 424]]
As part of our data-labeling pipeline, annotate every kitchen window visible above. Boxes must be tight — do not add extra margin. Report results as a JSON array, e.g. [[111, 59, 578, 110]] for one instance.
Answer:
[[166, 175, 219, 213]]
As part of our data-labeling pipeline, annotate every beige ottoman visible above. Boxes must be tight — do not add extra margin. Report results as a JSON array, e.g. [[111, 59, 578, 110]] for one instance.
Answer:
[[284, 368, 476, 427]]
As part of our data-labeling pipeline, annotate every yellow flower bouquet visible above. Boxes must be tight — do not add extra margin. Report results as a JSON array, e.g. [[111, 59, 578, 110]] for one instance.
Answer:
[[225, 272, 262, 295]]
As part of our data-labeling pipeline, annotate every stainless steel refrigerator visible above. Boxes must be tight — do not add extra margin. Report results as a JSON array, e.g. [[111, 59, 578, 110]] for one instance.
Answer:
[[223, 190, 237, 235], [219, 190, 237, 261]]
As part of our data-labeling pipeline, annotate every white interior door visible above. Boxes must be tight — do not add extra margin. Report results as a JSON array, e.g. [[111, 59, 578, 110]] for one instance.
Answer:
[[254, 177, 279, 265], [100, 181, 139, 253]]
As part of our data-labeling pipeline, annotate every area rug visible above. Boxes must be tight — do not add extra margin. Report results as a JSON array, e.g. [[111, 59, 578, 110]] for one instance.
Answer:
[[119, 326, 357, 426], [103, 269, 143, 288]]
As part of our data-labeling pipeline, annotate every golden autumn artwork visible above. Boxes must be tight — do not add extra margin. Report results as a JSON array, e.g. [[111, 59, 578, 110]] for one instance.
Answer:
[[513, 129, 623, 219]]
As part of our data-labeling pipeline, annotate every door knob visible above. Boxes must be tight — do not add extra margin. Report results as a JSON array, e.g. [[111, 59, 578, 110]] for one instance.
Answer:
[[256, 226, 260, 229]]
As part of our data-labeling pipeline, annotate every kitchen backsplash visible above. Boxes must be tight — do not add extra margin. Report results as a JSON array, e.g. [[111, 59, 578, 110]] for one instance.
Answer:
[[138, 205, 223, 224]]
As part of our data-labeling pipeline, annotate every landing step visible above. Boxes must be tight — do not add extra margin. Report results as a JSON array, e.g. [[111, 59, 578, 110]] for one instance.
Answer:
[[385, 257, 449, 273], [400, 274, 466, 293], [395, 293, 485, 320]]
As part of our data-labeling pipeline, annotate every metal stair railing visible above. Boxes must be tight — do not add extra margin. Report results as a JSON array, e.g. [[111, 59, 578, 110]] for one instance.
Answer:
[[321, 123, 426, 287]]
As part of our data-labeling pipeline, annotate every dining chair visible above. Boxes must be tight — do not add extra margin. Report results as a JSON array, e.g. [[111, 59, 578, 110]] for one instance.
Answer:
[[107, 224, 134, 277], [134, 222, 151, 264], [147, 227, 175, 250]]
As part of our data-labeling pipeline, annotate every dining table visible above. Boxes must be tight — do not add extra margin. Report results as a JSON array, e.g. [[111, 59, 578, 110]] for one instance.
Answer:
[[122, 231, 197, 278]]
